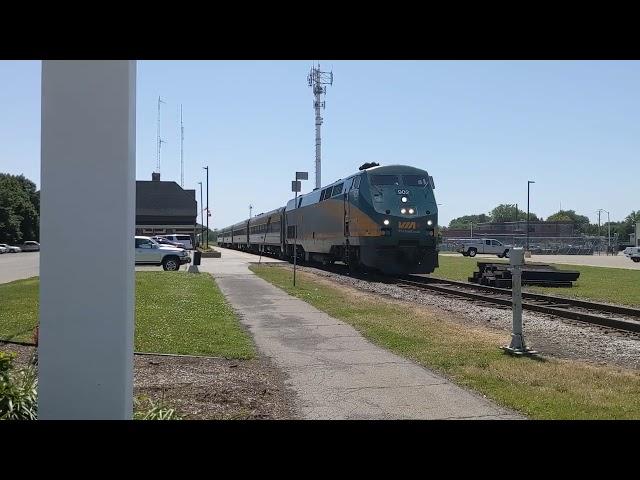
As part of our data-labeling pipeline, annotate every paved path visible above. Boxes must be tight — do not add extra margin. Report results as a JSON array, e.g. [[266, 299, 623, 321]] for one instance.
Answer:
[[201, 249, 521, 420]]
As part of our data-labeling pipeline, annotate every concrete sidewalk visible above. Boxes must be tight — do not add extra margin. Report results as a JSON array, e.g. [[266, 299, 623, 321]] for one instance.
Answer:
[[200, 249, 522, 420]]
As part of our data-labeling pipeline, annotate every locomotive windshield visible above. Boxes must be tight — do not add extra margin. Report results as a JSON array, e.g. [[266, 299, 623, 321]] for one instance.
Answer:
[[402, 175, 428, 187], [370, 175, 400, 185]]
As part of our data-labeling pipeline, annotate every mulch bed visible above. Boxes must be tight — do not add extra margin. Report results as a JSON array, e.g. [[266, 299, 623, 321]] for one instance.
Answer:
[[1, 342, 298, 420]]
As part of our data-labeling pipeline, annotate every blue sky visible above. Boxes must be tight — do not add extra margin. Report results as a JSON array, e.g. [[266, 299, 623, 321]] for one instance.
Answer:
[[1, 60, 638, 228]]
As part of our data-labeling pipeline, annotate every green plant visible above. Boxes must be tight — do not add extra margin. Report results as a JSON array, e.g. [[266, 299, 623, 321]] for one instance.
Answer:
[[0, 351, 38, 420], [133, 395, 182, 420]]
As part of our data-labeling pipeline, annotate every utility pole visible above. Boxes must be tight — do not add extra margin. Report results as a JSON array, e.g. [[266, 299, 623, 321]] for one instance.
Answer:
[[180, 105, 184, 187], [156, 96, 166, 174], [527, 180, 535, 252], [203, 166, 209, 249], [249, 204, 253, 219], [307, 64, 333, 190], [597, 209, 610, 254], [198, 181, 203, 247]]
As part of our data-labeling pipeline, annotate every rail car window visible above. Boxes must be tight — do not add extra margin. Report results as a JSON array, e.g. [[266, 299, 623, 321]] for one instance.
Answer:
[[371, 175, 399, 185], [402, 175, 428, 187], [287, 226, 296, 239], [320, 188, 331, 201], [332, 183, 344, 196]]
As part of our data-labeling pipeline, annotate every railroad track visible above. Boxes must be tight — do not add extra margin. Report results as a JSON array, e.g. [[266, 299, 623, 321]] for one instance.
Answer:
[[397, 276, 640, 334], [256, 259, 640, 334]]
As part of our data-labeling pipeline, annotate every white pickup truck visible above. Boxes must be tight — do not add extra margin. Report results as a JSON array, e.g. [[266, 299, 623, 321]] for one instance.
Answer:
[[456, 238, 511, 258], [135, 236, 191, 271]]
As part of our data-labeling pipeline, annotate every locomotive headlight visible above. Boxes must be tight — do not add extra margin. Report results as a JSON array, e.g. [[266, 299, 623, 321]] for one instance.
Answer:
[[383, 219, 390, 226], [408, 208, 415, 214], [427, 220, 433, 226], [401, 196, 408, 203], [400, 208, 407, 214]]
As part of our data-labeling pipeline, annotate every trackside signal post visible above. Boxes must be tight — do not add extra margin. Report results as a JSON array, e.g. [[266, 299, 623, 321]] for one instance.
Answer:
[[292, 171, 308, 286], [39, 61, 136, 419], [502, 248, 538, 356]]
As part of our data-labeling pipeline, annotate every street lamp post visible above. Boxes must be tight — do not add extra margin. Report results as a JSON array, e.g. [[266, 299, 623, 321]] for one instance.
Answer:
[[527, 181, 535, 252], [292, 171, 308, 286], [198, 181, 204, 247], [249, 204, 253, 219], [203, 166, 209, 249]]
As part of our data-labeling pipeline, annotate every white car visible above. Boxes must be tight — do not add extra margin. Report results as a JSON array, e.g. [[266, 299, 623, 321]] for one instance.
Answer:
[[624, 246, 640, 263], [0, 243, 21, 253], [162, 234, 194, 250], [456, 238, 512, 258], [135, 236, 191, 271], [20, 241, 40, 252]]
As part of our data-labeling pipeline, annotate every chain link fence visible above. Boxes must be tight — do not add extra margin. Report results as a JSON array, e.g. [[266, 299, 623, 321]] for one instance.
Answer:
[[440, 235, 620, 255]]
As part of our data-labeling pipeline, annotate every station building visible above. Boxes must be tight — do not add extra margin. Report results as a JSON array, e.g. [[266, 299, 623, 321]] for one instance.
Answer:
[[135, 172, 197, 239]]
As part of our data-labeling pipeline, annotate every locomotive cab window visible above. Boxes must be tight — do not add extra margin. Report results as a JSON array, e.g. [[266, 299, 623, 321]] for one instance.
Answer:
[[371, 175, 399, 185], [402, 175, 428, 187], [332, 183, 343, 196], [353, 176, 361, 189]]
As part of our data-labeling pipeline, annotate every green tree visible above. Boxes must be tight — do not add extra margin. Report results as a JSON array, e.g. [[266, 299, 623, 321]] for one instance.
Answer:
[[0, 173, 40, 244], [490, 204, 539, 223], [546, 209, 592, 233], [448, 214, 491, 228]]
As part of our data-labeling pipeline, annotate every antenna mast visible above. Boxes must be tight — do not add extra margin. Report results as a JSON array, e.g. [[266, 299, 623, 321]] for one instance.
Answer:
[[156, 96, 166, 173], [307, 63, 333, 190], [180, 105, 184, 187]]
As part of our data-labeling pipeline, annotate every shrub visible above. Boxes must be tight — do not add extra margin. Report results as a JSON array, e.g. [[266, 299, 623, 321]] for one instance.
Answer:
[[0, 351, 38, 420], [133, 395, 182, 420]]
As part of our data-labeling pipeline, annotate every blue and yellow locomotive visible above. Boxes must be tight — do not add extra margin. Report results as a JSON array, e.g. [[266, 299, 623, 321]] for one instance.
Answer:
[[219, 164, 439, 275]]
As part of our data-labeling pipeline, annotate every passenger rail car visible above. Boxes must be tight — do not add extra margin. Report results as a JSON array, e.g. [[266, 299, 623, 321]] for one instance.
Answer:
[[220, 164, 439, 275]]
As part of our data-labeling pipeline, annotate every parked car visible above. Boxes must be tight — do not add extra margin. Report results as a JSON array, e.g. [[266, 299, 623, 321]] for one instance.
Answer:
[[456, 238, 512, 258], [151, 236, 186, 249], [0, 243, 21, 253], [624, 246, 640, 263], [162, 234, 194, 250], [20, 241, 40, 252], [135, 236, 191, 271]]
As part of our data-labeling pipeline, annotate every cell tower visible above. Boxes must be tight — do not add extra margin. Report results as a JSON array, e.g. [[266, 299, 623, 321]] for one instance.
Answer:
[[180, 105, 184, 187], [156, 96, 166, 173], [307, 63, 333, 190]]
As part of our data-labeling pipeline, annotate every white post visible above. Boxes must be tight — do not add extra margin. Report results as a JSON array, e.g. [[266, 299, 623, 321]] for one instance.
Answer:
[[39, 61, 136, 419], [502, 247, 536, 355]]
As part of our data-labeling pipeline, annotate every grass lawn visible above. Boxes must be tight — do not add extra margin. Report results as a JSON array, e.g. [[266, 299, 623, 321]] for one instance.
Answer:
[[434, 254, 640, 307], [0, 272, 254, 359], [251, 264, 640, 419]]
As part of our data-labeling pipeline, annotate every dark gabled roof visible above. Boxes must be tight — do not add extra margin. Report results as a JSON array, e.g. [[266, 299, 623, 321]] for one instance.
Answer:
[[136, 181, 196, 218]]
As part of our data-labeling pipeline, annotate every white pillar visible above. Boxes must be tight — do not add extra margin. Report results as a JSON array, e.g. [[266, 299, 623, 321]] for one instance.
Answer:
[[39, 61, 136, 419]]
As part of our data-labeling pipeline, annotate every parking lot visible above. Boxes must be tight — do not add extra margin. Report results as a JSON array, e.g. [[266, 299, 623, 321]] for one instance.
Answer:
[[0, 251, 39, 284]]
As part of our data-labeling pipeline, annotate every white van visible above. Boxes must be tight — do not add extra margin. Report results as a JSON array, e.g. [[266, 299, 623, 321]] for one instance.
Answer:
[[162, 234, 194, 250]]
